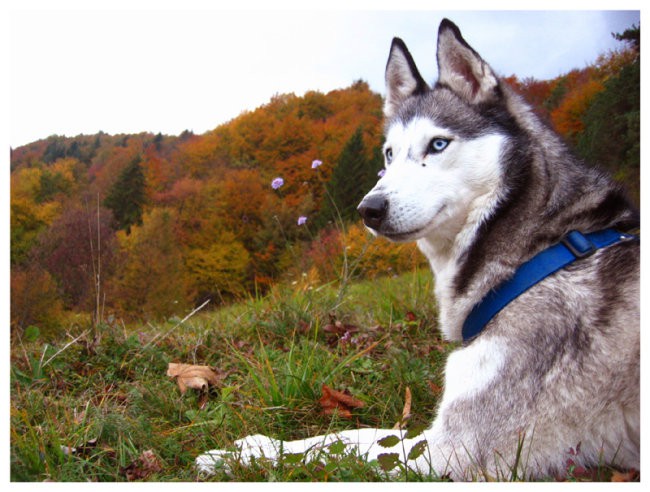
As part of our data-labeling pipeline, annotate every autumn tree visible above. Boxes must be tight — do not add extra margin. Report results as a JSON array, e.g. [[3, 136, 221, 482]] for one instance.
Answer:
[[550, 79, 604, 144], [298, 90, 334, 121], [11, 266, 64, 334], [185, 232, 251, 303], [34, 203, 116, 311], [111, 208, 192, 319], [36, 157, 84, 202], [87, 135, 145, 199], [141, 144, 173, 194], [10, 166, 62, 264], [217, 168, 270, 246]]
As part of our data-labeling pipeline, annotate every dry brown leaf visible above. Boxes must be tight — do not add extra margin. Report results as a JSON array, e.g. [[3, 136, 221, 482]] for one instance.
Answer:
[[427, 381, 443, 395], [393, 387, 412, 429], [167, 363, 222, 395], [120, 449, 162, 481], [319, 384, 364, 419], [611, 469, 639, 482]]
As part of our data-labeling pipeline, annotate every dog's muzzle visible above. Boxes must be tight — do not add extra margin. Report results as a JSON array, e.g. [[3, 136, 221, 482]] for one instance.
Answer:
[[357, 194, 388, 230]]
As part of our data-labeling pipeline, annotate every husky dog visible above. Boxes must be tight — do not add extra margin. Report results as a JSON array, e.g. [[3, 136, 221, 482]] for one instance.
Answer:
[[196, 19, 639, 480]]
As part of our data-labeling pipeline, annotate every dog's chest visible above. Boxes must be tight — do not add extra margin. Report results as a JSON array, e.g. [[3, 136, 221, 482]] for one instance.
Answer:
[[438, 336, 507, 411]]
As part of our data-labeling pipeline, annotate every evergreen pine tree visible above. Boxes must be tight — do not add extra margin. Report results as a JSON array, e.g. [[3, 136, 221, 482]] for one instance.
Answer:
[[104, 154, 146, 232], [577, 26, 640, 204], [43, 138, 66, 164], [323, 128, 382, 223]]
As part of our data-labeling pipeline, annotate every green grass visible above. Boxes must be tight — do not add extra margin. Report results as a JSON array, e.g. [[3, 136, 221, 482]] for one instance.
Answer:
[[9, 268, 628, 482], [11, 269, 456, 482]]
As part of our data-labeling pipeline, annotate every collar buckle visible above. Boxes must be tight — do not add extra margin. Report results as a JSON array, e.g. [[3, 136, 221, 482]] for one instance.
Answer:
[[561, 230, 596, 259]]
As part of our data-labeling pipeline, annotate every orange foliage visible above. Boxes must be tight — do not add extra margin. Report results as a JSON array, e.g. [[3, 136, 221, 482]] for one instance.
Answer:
[[504, 75, 556, 117], [174, 131, 226, 178], [141, 145, 172, 193], [551, 79, 604, 142], [9, 55, 638, 325], [218, 169, 270, 240], [87, 136, 145, 197], [11, 266, 64, 333]]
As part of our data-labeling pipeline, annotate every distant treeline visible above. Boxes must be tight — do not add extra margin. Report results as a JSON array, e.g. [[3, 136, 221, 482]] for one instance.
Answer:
[[10, 26, 639, 335]]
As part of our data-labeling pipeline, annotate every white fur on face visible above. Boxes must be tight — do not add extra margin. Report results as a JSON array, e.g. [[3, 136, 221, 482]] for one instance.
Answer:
[[368, 118, 504, 245]]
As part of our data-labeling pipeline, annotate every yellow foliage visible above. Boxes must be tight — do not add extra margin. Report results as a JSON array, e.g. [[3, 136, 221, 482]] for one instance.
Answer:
[[343, 222, 427, 279], [10, 196, 61, 229], [112, 208, 193, 319], [185, 234, 251, 300], [594, 48, 638, 80], [51, 157, 77, 178], [11, 267, 64, 334], [11, 167, 42, 199], [10, 194, 61, 263]]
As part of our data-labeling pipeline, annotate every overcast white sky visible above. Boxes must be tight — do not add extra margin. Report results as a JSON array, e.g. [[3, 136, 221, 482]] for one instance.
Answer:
[[7, 2, 642, 148]]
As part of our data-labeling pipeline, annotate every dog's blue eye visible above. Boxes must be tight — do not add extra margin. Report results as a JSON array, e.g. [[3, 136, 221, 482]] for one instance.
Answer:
[[429, 138, 450, 153], [385, 148, 393, 164]]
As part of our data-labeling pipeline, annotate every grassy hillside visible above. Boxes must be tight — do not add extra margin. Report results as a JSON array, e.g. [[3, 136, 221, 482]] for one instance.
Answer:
[[11, 269, 457, 481]]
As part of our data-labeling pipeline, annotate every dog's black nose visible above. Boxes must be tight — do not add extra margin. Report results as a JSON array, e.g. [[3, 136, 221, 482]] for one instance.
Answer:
[[357, 195, 388, 230]]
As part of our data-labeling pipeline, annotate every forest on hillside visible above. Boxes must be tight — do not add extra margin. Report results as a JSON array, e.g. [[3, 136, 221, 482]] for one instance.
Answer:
[[10, 27, 640, 336]]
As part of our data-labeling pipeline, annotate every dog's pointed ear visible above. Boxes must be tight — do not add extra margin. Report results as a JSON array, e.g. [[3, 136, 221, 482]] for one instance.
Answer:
[[436, 19, 500, 104], [384, 38, 429, 118]]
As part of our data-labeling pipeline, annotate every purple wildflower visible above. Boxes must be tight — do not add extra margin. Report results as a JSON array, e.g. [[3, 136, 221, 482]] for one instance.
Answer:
[[297, 216, 308, 226], [311, 159, 323, 169], [271, 177, 284, 190]]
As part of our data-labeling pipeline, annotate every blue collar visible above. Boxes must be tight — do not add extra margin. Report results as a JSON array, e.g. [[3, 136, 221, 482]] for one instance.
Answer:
[[462, 228, 639, 343]]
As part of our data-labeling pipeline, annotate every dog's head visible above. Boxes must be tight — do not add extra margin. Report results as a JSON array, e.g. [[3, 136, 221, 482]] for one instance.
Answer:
[[358, 19, 512, 243]]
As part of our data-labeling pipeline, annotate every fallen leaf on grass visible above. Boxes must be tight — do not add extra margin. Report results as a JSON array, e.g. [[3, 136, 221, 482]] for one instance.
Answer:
[[167, 362, 225, 409], [319, 384, 364, 419], [611, 469, 639, 482], [167, 363, 223, 395], [404, 311, 417, 322], [120, 449, 162, 481], [427, 381, 443, 395]]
